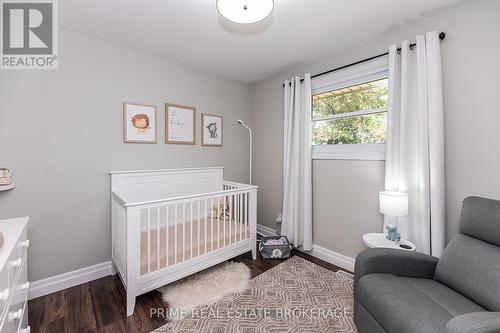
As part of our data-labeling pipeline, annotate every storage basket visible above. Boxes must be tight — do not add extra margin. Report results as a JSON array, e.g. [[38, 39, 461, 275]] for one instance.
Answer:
[[259, 236, 293, 259]]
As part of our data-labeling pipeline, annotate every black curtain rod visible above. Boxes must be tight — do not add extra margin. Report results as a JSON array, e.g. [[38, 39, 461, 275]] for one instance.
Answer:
[[283, 32, 446, 86]]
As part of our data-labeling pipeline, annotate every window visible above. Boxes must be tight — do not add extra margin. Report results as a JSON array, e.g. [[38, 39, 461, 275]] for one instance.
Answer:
[[311, 56, 388, 160]]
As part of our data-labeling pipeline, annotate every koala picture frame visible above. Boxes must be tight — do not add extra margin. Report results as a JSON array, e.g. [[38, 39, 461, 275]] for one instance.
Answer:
[[201, 113, 223, 147], [123, 102, 157, 143]]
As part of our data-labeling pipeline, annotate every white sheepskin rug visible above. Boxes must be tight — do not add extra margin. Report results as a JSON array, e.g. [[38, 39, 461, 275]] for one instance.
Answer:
[[158, 261, 251, 320]]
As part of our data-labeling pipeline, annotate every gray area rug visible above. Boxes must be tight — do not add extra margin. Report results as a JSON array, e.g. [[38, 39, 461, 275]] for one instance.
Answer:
[[153, 256, 357, 332]]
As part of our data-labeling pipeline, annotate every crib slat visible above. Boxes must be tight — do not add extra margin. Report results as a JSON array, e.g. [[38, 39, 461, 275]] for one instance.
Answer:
[[234, 194, 236, 242], [174, 204, 178, 264], [239, 193, 242, 242], [241, 193, 244, 240], [229, 195, 232, 244], [157, 207, 160, 271], [147, 208, 151, 274], [217, 197, 220, 249], [166, 205, 169, 267], [235, 193, 238, 242], [229, 195, 232, 245], [223, 196, 226, 247], [121, 205, 123, 268], [223, 196, 231, 246], [197, 200, 201, 257], [240, 193, 244, 242], [211, 198, 214, 252], [238, 194, 243, 242], [183, 202, 186, 262], [190, 201, 193, 259], [245, 192, 248, 240], [204, 200, 208, 255]]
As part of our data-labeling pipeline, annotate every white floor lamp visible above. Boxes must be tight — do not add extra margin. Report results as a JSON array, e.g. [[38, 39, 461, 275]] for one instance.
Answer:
[[237, 120, 252, 185]]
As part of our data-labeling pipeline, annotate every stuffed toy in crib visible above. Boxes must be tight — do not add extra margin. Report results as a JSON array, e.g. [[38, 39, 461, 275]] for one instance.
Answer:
[[209, 201, 230, 220]]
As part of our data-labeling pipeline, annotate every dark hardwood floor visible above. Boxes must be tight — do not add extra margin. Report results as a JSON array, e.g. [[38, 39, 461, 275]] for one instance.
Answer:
[[29, 249, 345, 333]]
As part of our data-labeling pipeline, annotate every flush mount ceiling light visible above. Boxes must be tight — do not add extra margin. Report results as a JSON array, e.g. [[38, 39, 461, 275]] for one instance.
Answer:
[[216, 0, 274, 24]]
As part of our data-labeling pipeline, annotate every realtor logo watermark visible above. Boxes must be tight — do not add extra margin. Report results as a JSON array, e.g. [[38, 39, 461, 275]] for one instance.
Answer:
[[1, 0, 58, 69]]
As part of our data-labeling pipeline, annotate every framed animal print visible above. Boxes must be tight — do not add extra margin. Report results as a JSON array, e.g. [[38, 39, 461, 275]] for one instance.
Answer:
[[123, 102, 157, 143], [201, 113, 223, 147], [165, 103, 196, 144]]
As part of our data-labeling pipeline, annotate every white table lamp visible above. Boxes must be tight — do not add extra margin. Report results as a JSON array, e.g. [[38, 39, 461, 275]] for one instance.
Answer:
[[379, 191, 408, 217]]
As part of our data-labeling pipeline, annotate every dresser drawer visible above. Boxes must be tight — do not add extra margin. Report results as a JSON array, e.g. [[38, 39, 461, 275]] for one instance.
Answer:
[[0, 266, 8, 321], [0, 228, 25, 325], [6, 256, 22, 295], [0, 217, 29, 333], [2, 261, 27, 333], [1, 299, 26, 333], [16, 229, 28, 263], [12, 260, 28, 303], [18, 302, 29, 333], [7, 227, 27, 292]]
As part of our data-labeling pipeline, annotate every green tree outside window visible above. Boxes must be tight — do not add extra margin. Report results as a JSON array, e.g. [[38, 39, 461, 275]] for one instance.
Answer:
[[312, 79, 388, 145]]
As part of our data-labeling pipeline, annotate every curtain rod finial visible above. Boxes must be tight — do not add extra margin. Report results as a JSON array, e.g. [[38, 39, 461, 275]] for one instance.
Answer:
[[439, 32, 446, 40]]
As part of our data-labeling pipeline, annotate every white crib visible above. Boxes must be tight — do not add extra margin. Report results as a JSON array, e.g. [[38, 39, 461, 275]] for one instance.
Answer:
[[110, 166, 257, 316]]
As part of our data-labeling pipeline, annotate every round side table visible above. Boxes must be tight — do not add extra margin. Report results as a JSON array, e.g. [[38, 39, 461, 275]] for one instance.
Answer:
[[363, 233, 416, 251]]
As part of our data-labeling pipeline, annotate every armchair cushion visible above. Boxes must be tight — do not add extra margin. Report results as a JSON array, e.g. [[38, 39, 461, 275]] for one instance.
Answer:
[[445, 312, 500, 333], [435, 234, 500, 311], [357, 274, 486, 333], [460, 197, 500, 247]]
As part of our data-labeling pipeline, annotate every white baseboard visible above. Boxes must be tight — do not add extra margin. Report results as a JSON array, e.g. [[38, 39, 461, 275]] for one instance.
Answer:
[[309, 244, 355, 272], [27, 243, 354, 300], [29, 261, 115, 300], [257, 224, 277, 237], [256, 225, 355, 272]]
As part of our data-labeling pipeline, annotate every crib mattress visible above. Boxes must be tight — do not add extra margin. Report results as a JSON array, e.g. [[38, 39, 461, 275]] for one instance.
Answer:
[[140, 218, 250, 275]]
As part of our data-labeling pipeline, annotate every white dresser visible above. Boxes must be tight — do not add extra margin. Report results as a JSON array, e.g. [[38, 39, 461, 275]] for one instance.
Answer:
[[0, 217, 30, 333]]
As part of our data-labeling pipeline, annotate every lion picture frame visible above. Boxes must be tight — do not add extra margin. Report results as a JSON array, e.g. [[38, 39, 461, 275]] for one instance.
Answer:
[[123, 102, 157, 143], [201, 113, 223, 147]]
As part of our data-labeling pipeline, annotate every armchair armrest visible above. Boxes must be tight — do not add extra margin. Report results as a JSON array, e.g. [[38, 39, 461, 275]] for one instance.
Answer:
[[353, 248, 439, 320], [354, 248, 439, 284], [445, 312, 500, 333]]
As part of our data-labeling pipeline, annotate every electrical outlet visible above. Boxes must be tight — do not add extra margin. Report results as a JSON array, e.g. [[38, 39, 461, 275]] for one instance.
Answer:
[[275, 213, 283, 235]]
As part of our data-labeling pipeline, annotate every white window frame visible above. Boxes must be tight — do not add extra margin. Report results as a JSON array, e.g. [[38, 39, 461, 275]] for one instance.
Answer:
[[311, 56, 389, 161]]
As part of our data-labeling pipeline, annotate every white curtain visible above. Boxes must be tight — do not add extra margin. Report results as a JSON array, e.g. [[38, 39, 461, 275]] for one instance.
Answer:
[[282, 74, 313, 251], [384, 31, 446, 257]]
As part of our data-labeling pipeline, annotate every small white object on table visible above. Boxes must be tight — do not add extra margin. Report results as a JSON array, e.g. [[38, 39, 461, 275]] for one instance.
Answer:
[[363, 233, 416, 252]]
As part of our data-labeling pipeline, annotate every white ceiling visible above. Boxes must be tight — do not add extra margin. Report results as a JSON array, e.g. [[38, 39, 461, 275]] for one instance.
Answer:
[[60, 0, 465, 83]]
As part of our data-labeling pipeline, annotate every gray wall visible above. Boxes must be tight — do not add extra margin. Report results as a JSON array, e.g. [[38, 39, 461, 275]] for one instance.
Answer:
[[0, 29, 253, 281], [253, 0, 500, 258], [313, 161, 385, 258], [2, 0, 499, 281]]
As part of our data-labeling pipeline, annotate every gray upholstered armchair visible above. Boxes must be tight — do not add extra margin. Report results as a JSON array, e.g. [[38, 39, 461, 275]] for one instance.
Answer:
[[354, 196, 500, 333]]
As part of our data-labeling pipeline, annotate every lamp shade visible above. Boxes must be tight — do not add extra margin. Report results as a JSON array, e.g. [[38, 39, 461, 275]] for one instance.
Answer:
[[379, 191, 408, 217], [217, 0, 274, 24]]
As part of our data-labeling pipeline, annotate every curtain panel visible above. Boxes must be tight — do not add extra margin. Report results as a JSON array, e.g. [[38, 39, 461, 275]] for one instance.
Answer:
[[282, 74, 313, 251], [384, 31, 446, 257]]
